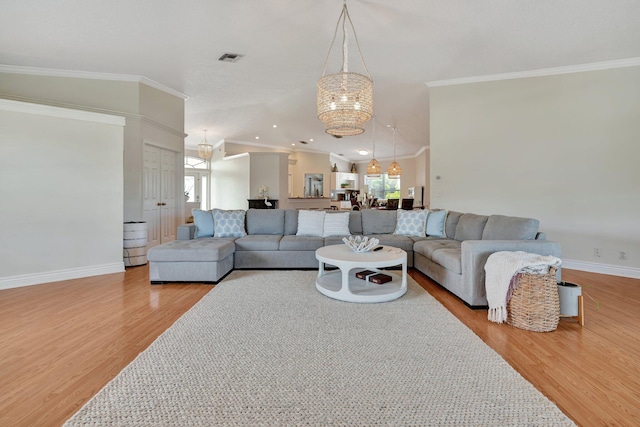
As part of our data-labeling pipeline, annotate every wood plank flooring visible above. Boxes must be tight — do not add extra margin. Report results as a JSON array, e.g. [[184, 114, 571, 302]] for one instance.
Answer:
[[0, 266, 638, 426]]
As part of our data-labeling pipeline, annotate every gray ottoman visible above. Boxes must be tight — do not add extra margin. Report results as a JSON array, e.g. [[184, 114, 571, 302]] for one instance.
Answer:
[[147, 238, 235, 283]]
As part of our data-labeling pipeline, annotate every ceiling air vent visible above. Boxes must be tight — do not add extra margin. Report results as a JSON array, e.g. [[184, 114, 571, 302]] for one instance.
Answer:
[[298, 140, 309, 145], [332, 134, 343, 139], [218, 53, 244, 63]]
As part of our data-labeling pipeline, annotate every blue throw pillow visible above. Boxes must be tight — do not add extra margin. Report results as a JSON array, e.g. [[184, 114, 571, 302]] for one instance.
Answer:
[[213, 209, 247, 238], [394, 209, 427, 237], [192, 209, 214, 238], [426, 210, 447, 237]]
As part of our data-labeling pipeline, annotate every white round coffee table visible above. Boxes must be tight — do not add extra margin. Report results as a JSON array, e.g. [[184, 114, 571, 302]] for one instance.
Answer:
[[315, 244, 407, 303]]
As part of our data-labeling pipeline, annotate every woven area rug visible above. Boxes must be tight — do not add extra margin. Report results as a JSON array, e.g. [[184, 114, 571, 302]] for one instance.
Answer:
[[65, 270, 574, 426]]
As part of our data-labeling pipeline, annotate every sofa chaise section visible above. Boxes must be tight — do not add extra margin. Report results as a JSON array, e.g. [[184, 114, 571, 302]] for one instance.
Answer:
[[147, 238, 235, 283]]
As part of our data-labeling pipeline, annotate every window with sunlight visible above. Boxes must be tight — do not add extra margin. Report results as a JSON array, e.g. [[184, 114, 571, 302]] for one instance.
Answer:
[[364, 174, 401, 200]]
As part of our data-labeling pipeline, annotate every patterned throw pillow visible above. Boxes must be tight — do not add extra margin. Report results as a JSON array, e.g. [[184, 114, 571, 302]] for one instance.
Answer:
[[394, 209, 427, 237], [213, 209, 246, 238], [192, 209, 214, 238], [296, 210, 326, 236]]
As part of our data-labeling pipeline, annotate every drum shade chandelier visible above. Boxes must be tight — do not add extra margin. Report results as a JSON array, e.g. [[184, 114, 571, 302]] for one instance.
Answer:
[[317, 0, 373, 136], [387, 127, 402, 179], [197, 130, 213, 160]]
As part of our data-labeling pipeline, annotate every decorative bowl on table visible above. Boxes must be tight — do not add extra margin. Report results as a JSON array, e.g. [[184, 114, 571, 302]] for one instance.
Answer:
[[342, 235, 380, 252]]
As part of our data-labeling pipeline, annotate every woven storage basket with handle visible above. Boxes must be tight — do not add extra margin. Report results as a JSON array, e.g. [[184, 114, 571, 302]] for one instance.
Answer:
[[507, 267, 559, 332]]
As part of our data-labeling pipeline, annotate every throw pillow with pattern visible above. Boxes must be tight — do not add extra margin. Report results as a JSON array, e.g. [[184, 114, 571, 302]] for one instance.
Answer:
[[394, 209, 427, 237], [213, 209, 246, 238]]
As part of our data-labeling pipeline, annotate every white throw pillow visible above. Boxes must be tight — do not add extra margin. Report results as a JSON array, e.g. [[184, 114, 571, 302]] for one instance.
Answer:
[[394, 209, 427, 237], [296, 210, 326, 236], [323, 212, 351, 237]]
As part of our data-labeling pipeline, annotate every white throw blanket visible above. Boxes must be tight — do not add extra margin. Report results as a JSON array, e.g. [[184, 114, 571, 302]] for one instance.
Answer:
[[484, 251, 562, 323]]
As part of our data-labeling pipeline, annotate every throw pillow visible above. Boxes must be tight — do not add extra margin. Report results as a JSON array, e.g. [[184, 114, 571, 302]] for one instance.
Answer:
[[426, 210, 447, 237], [192, 209, 214, 238], [213, 209, 246, 238], [296, 210, 326, 236], [323, 212, 351, 237], [394, 209, 427, 237]]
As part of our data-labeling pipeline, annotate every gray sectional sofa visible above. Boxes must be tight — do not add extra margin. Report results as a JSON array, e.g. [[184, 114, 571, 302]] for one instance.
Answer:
[[147, 208, 561, 307]]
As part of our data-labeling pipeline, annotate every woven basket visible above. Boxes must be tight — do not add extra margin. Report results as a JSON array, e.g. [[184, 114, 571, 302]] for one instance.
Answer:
[[507, 267, 559, 332]]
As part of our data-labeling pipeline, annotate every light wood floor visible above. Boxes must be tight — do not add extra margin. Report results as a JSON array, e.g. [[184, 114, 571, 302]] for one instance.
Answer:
[[1, 266, 638, 426]]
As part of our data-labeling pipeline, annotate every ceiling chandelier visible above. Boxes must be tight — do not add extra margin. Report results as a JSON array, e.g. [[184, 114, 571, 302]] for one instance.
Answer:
[[317, 0, 373, 136], [366, 119, 380, 177], [387, 127, 402, 179], [197, 130, 213, 160]]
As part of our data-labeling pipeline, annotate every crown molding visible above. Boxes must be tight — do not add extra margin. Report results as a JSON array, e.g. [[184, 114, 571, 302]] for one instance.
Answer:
[[0, 98, 125, 126], [426, 57, 640, 87], [0, 64, 189, 100], [1, 93, 186, 137]]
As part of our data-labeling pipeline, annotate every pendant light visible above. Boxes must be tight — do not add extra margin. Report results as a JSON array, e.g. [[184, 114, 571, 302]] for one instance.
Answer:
[[387, 127, 401, 179], [197, 130, 213, 160], [366, 119, 380, 177], [317, 0, 373, 136]]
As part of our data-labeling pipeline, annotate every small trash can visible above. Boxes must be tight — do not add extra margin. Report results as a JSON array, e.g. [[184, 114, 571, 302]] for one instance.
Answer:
[[123, 221, 148, 266]]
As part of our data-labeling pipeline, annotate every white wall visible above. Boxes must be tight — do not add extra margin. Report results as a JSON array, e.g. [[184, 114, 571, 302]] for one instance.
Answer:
[[0, 100, 125, 289], [210, 153, 250, 210], [429, 65, 640, 278]]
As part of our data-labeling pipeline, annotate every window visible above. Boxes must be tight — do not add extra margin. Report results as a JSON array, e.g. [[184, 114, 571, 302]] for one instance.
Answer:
[[364, 174, 401, 200], [184, 156, 210, 209]]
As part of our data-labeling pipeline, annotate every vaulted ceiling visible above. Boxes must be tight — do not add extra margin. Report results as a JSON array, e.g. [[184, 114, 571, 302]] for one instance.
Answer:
[[2, 0, 639, 160]]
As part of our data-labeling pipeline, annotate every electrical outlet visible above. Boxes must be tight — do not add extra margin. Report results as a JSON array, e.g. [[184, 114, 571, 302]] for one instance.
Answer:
[[619, 251, 627, 260], [594, 248, 601, 257]]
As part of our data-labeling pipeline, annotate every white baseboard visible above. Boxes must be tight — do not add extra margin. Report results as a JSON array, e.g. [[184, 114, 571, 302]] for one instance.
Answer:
[[562, 259, 640, 279], [0, 263, 125, 290]]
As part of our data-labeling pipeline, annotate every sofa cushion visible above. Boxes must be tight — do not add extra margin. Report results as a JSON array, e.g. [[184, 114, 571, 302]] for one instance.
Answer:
[[426, 210, 447, 237], [362, 209, 397, 235], [323, 211, 351, 237], [348, 210, 363, 235], [394, 209, 427, 237], [445, 211, 463, 239], [147, 238, 235, 262], [213, 209, 247, 238], [234, 235, 281, 251], [367, 234, 415, 252], [246, 209, 285, 235], [279, 235, 325, 251], [296, 210, 326, 236], [413, 239, 462, 260], [284, 209, 299, 235], [482, 215, 540, 240], [454, 213, 489, 241], [192, 209, 214, 238], [431, 248, 462, 274]]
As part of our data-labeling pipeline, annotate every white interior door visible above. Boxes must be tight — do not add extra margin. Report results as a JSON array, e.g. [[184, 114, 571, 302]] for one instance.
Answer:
[[144, 145, 178, 248], [143, 145, 161, 248], [161, 149, 177, 243]]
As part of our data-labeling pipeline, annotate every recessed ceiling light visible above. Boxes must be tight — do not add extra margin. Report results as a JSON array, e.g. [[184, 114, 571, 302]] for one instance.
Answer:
[[309, 138, 314, 142], [359, 150, 368, 155], [273, 124, 277, 128], [255, 136, 260, 140], [291, 143, 295, 146]]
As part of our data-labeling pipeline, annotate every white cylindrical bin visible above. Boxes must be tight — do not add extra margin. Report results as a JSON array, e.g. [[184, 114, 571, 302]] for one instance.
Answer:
[[124, 221, 148, 266], [557, 282, 582, 316]]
